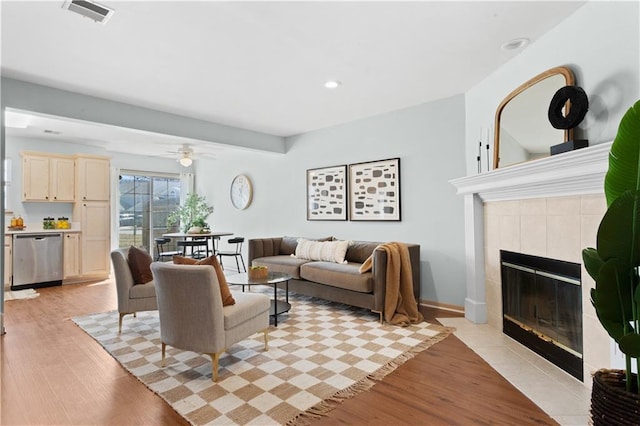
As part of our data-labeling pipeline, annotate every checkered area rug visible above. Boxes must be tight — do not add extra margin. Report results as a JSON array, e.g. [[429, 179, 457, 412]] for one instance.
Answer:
[[73, 294, 453, 425]]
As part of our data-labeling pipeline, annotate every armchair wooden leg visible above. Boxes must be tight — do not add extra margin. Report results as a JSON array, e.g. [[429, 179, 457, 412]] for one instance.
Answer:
[[118, 313, 125, 333], [161, 342, 167, 367], [263, 329, 269, 351], [209, 352, 222, 382]]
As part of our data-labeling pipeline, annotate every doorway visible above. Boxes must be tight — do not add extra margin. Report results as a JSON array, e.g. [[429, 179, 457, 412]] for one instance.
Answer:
[[118, 172, 181, 257]]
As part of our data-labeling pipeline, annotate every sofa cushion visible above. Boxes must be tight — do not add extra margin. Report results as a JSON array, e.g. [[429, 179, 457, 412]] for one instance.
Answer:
[[223, 291, 270, 329], [127, 246, 153, 284], [295, 239, 350, 264], [281, 236, 300, 255], [252, 255, 311, 279], [345, 241, 381, 263], [300, 261, 373, 293], [129, 281, 156, 299]]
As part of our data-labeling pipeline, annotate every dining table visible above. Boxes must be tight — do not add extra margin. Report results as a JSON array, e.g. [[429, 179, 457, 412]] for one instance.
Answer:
[[162, 230, 234, 258]]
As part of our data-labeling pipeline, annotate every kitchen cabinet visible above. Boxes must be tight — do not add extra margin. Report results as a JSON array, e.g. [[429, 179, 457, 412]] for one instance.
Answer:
[[22, 153, 75, 202], [75, 155, 110, 201], [63, 233, 81, 279], [4, 236, 11, 289], [73, 201, 110, 277]]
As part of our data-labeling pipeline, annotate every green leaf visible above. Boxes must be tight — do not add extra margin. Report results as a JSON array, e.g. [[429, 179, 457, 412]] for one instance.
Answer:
[[166, 193, 214, 231], [604, 100, 640, 207], [619, 333, 640, 358], [596, 190, 640, 266], [582, 247, 604, 281], [592, 259, 633, 342], [635, 279, 640, 307]]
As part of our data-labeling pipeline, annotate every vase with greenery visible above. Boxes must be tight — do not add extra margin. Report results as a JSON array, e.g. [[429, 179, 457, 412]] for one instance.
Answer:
[[167, 193, 214, 233], [582, 100, 640, 420]]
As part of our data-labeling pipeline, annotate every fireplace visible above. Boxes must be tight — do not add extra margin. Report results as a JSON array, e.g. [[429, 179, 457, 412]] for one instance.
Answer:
[[450, 142, 615, 383], [501, 250, 583, 380]]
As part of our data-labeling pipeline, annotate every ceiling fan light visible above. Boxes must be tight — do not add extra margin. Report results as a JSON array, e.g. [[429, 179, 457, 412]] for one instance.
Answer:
[[179, 156, 193, 167], [324, 80, 341, 89]]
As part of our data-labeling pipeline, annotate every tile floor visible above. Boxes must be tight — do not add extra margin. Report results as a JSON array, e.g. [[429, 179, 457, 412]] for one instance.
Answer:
[[438, 317, 591, 426]]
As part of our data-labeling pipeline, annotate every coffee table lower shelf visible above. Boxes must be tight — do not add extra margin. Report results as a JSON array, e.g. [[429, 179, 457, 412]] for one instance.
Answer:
[[271, 300, 291, 318], [226, 271, 292, 326]]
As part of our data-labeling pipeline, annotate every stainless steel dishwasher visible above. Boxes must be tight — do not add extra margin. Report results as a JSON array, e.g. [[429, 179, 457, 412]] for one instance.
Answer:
[[12, 233, 63, 290]]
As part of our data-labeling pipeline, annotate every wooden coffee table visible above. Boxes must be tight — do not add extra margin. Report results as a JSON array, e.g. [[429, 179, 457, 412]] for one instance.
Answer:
[[226, 271, 291, 326]]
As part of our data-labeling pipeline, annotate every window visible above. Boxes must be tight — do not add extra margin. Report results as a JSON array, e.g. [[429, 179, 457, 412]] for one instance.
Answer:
[[118, 172, 181, 257]]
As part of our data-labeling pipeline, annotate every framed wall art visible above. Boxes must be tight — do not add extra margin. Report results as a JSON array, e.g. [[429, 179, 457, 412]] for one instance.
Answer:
[[306, 165, 347, 221], [349, 157, 401, 221]]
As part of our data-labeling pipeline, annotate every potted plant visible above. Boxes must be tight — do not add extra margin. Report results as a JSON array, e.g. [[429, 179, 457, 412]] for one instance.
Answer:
[[582, 100, 640, 424], [167, 193, 214, 233]]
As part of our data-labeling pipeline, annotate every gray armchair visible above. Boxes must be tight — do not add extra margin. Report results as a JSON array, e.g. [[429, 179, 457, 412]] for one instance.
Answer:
[[111, 248, 158, 333], [150, 262, 270, 382]]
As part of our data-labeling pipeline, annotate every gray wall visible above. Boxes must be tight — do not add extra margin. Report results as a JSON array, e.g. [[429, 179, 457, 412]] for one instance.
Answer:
[[200, 95, 468, 305], [465, 1, 640, 175]]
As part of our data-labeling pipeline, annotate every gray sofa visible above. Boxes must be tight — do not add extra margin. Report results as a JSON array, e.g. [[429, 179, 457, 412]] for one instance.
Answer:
[[247, 236, 420, 319]]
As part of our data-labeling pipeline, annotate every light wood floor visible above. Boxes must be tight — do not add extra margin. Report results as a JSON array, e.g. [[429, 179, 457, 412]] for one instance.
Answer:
[[1, 279, 557, 425]]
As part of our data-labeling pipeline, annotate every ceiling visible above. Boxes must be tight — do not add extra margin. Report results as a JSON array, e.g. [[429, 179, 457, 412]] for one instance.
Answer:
[[1, 1, 586, 157]]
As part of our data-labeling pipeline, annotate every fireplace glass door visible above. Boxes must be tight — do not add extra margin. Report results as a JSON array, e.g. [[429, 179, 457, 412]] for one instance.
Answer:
[[501, 250, 583, 380]]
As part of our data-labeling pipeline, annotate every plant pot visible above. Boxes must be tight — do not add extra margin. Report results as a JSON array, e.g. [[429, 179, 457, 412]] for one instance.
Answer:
[[187, 226, 202, 234], [591, 369, 640, 425]]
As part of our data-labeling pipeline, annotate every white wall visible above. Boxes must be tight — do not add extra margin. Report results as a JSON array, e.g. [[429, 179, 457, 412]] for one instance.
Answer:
[[465, 1, 640, 175], [200, 95, 468, 305]]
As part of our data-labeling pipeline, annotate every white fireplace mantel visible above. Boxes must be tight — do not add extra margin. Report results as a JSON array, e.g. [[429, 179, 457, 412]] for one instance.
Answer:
[[450, 141, 611, 203], [449, 141, 611, 323]]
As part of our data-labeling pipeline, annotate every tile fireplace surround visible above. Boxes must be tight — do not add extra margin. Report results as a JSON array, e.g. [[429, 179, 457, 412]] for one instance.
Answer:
[[450, 141, 614, 383]]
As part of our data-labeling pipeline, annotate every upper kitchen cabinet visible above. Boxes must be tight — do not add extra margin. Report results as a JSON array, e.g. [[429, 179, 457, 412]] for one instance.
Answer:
[[22, 152, 75, 202], [75, 155, 110, 201]]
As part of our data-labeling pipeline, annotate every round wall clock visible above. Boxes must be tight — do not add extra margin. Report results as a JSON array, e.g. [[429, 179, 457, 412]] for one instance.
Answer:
[[230, 174, 253, 210]]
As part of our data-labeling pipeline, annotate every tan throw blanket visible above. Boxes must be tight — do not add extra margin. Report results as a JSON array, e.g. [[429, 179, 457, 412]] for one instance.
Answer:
[[360, 242, 424, 326]]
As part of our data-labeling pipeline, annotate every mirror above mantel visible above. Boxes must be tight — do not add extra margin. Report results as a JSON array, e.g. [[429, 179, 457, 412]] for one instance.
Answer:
[[493, 66, 575, 169]]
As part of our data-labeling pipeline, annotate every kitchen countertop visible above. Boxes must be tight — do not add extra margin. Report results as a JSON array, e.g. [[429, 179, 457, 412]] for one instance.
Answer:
[[6, 228, 80, 235]]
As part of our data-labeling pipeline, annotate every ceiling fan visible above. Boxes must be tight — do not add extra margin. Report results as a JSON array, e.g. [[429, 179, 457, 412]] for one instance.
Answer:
[[155, 143, 218, 166], [176, 144, 194, 167]]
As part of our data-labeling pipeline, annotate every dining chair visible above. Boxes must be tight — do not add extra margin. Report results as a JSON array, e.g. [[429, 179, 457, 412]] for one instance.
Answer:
[[217, 237, 246, 272], [177, 239, 209, 259], [154, 237, 180, 261]]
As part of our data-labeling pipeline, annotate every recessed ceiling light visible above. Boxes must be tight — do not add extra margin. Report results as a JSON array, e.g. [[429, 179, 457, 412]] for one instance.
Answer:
[[324, 80, 341, 89], [501, 37, 529, 51]]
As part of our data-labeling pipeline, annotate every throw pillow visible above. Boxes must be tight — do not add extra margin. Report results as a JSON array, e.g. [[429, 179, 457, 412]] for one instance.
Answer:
[[294, 239, 350, 264], [127, 246, 153, 284], [282, 235, 333, 255], [173, 255, 236, 306]]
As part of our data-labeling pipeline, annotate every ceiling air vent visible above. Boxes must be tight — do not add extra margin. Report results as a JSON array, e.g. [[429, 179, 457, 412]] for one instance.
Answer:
[[62, 0, 114, 24]]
